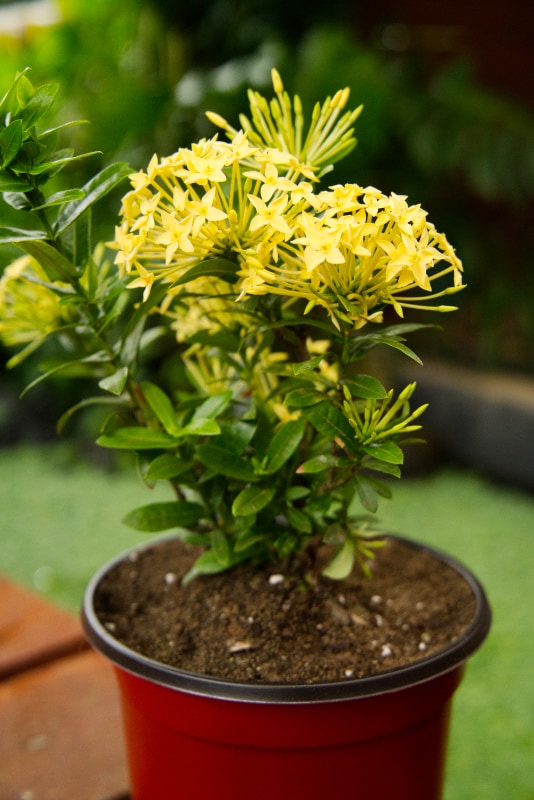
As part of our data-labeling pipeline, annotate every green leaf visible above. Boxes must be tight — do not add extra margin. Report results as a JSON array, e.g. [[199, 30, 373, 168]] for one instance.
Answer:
[[2, 192, 31, 210], [192, 391, 232, 422], [56, 396, 124, 434], [19, 82, 58, 129], [285, 387, 324, 408], [0, 226, 47, 244], [32, 188, 86, 210], [343, 375, 388, 400], [286, 506, 313, 534], [264, 418, 305, 474], [183, 549, 230, 583], [17, 239, 77, 281], [363, 441, 404, 465], [0, 173, 29, 191], [54, 162, 132, 234], [292, 354, 324, 375], [0, 119, 23, 167], [355, 476, 379, 513], [322, 537, 355, 580], [171, 257, 239, 287], [372, 337, 423, 365], [99, 366, 129, 396], [232, 485, 276, 516], [0, 68, 31, 117], [144, 454, 192, 481], [302, 401, 357, 455], [123, 501, 205, 532], [210, 529, 232, 567], [181, 418, 221, 436], [27, 150, 101, 176], [298, 454, 344, 474], [141, 381, 181, 436], [196, 443, 258, 482], [97, 427, 180, 450]]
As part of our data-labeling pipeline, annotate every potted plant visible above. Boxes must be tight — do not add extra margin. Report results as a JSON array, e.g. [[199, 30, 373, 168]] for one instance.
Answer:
[[0, 68, 490, 799]]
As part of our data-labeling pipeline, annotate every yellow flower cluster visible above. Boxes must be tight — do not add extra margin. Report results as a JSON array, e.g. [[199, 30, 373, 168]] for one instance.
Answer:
[[113, 70, 463, 334], [0, 256, 68, 356]]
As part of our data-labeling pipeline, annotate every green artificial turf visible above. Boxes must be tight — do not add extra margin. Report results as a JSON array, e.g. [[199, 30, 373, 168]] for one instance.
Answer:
[[1, 443, 532, 800]]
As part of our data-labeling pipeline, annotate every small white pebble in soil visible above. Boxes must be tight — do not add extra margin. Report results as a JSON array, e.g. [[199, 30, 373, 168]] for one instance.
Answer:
[[402, 623, 410, 632], [344, 669, 354, 678], [370, 594, 382, 605], [421, 632, 432, 643], [164, 572, 177, 585], [415, 601, 425, 611], [375, 614, 384, 627], [381, 644, 392, 658], [247, 616, 254, 624], [228, 641, 254, 654], [418, 642, 427, 652], [337, 594, 347, 605], [105, 622, 116, 633], [269, 574, 284, 586]]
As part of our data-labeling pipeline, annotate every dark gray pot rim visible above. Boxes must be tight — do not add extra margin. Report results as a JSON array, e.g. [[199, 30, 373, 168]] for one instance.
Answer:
[[81, 534, 491, 704]]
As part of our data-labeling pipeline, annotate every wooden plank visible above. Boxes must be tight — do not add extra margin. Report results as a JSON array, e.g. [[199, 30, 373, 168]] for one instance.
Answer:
[[0, 576, 87, 680], [0, 649, 129, 800]]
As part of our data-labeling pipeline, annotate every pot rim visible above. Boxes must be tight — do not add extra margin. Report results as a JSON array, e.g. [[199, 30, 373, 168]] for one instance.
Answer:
[[81, 534, 491, 704]]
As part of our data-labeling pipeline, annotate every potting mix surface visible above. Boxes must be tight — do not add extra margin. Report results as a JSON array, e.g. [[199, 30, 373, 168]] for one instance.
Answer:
[[94, 537, 476, 684]]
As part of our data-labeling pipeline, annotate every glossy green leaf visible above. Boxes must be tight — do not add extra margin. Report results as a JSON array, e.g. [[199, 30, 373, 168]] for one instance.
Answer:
[[0, 119, 23, 167], [0, 226, 46, 244], [54, 162, 131, 234], [181, 418, 220, 436], [192, 391, 232, 422], [196, 444, 258, 482], [322, 537, 355, 580], [284, 388, 324, 408], [27, 150, 101, 176], [141, 381, 181, 436], [298, 454, 343, 473], [285, 506, 312, 534], [232, 485, 276, 516], [17, 239, 77, 281], [363, 441, 404, 465], [123, 501, 205, 531], [264, 418, 305, 473], [19, 82, 58, 129], [97, 427, 179, 450], [343, 375, 388, 399], [0, 173, 29, 192], [99, 366, 128, 396], [302, 401, 357, 455], [292, 354, 324, 375], [32, 188, 85, 210], [355, 476, 379, 513], [183, 549, 230, 583], [144, 454, 192, 480]]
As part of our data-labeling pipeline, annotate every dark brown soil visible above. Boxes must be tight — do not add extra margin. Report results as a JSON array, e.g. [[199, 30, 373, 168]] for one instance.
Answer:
[[93, 537, 476, 684]]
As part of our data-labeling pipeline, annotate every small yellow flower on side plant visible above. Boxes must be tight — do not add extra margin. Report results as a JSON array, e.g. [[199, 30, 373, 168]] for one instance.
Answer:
[[0, 256, 70, 360]]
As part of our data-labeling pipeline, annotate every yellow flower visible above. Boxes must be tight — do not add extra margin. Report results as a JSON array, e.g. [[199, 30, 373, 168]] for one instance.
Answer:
[[0, 256, 69, 348], [248, 194, 292, 235]]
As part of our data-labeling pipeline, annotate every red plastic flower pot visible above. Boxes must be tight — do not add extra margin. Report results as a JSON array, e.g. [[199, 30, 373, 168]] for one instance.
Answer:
[[81, 537, 491, 800]]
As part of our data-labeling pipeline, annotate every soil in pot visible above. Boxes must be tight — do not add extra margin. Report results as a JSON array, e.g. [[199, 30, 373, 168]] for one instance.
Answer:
[[93, 536, 476, 684]]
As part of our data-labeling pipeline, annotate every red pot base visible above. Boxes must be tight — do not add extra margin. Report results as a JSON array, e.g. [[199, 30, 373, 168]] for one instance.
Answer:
[[116, 665, 463, 800]]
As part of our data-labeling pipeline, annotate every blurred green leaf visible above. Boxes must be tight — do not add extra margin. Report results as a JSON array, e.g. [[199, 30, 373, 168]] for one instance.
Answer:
[[232, 484, 276, 516], [123, 501, 205, 531]]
